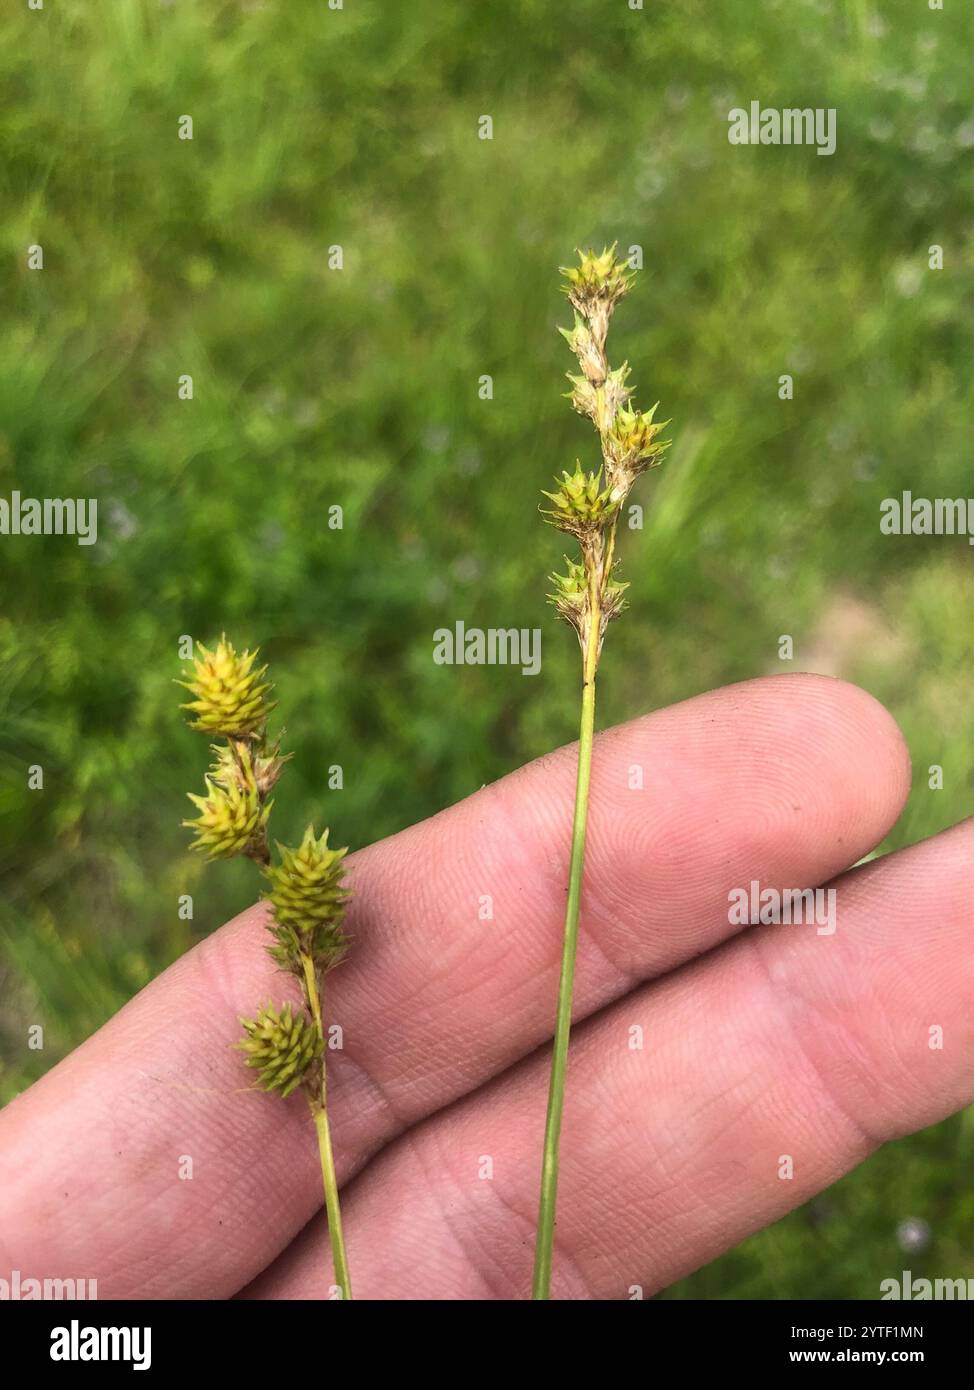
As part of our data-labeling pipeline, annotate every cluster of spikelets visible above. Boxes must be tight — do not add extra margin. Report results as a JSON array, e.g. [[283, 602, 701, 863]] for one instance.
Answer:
[[179, 640, 284, 863], [180, 636, 350, 1100], [545, 246, 669, 653]]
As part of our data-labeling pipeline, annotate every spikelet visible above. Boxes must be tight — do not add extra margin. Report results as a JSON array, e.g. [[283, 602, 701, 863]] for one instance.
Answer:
[[559, 244, 634, 318], [604, 402, 670, 486], [541, 464, 622, 538], [183, 761, 269, 861], [263, 826, 350, 974], [237, 1001, 323, 1099], [179, 636, 274, 737]]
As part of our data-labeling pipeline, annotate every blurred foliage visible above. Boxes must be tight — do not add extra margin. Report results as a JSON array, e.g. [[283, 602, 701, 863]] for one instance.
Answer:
[[1, 0, 972, 1297]]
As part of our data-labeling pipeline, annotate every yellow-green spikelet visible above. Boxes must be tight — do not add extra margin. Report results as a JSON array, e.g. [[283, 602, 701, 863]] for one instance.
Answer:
[[183, 769, 269, 860], [179, 636, 274, 737], [541, 463, 621, 534], [264, 826, 350, 971], [237, 1002, 323, 1098]]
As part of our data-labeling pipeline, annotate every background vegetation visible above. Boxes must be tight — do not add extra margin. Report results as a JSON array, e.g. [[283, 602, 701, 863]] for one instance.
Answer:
[[1, 0, 972, 1297]]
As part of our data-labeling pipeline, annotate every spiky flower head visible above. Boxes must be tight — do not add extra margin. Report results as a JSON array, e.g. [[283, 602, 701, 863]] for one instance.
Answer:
[[605, 402, 670, 483], [549, 558, 628, 651], [542, 464, 622, 538], [183, 753, 270, 861], [264, 826, 350, 974], [237, 1001, 323, 1099], [548, 558, 589, 633], [560, 244, 634, 318], [180, 636, 274, 737], [599, 570, 629, 628]]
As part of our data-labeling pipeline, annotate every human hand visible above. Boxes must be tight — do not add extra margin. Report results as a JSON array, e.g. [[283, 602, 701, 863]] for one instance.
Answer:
[[2, 675, 970, 1300]]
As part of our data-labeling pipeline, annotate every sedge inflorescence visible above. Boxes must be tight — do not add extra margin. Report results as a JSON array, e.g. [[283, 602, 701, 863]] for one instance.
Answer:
[[533, 247, 671, 1300], [178, 634, 354, 1297], [179, 636, 349, 1100], [545, 245, 669, 656]]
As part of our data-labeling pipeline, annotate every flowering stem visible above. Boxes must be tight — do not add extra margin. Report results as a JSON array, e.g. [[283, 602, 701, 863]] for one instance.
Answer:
[[301, 951, 353, 1300], [532, 572, 601, 1300], [534, 246, 669, 1298]]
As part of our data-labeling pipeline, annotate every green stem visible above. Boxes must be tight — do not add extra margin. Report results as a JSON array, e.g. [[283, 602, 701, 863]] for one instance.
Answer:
[[312, 1100, 353, 1299], [601, 518, 617, 595], [532, 573, 601, 1300], [301, 952, 353, 1300]]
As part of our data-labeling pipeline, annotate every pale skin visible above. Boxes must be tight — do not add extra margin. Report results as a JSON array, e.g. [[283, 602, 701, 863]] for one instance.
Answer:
[[1, 673, 972, 1300]]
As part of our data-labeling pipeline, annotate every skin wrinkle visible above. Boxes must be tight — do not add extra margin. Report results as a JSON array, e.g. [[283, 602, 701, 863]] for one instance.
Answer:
[[739, 861, 939, 1145], [326, 1036, 412, 1142], [560, 746, 673, 991], [474, 771, 577, 967], [387, 763, 633, 1082], [448, 1041, 769, 1300], [622, 1101, 860, 1296], [400, 1127, 503, 1301], [482, 1160, 595, 1301], [419, 1107, 595, 1302], [743, 930, 881, 1155], [92, 1006, 323, 1290], [578, 928, 867, 1295], [580, 1099, 771, 1296], [573, 892, 643, 1012], [585, 691, 900, 976]]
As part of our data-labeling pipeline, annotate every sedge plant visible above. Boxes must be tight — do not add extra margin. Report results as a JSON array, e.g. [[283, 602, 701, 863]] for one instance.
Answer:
[[179, 637, 353, 1299], [533, 248, 670, 1299]]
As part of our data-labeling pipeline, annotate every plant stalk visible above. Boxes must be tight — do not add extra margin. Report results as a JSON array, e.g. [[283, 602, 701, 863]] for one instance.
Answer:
[[532, 572, 601, 1300], [301, 951, 353, 1300]]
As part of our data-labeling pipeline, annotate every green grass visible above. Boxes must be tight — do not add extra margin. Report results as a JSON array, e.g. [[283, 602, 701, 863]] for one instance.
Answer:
[[1, 0, 972, 1297]]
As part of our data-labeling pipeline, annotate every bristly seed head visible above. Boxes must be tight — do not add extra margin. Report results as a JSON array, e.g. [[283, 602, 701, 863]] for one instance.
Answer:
[[541, 464, 621, 538], [548, 557, 589, 629], [559, 244, 634, 317], [604, 401, 670, 488], [237, 1001, 324, 1099], [179, 636, 275, 737], [263, 825, 350, 976], [183, 748, 270, 861]]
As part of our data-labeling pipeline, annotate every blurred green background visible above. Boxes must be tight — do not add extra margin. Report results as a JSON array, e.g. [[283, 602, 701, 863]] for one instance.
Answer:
[[2, 0, 972, 1298]]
